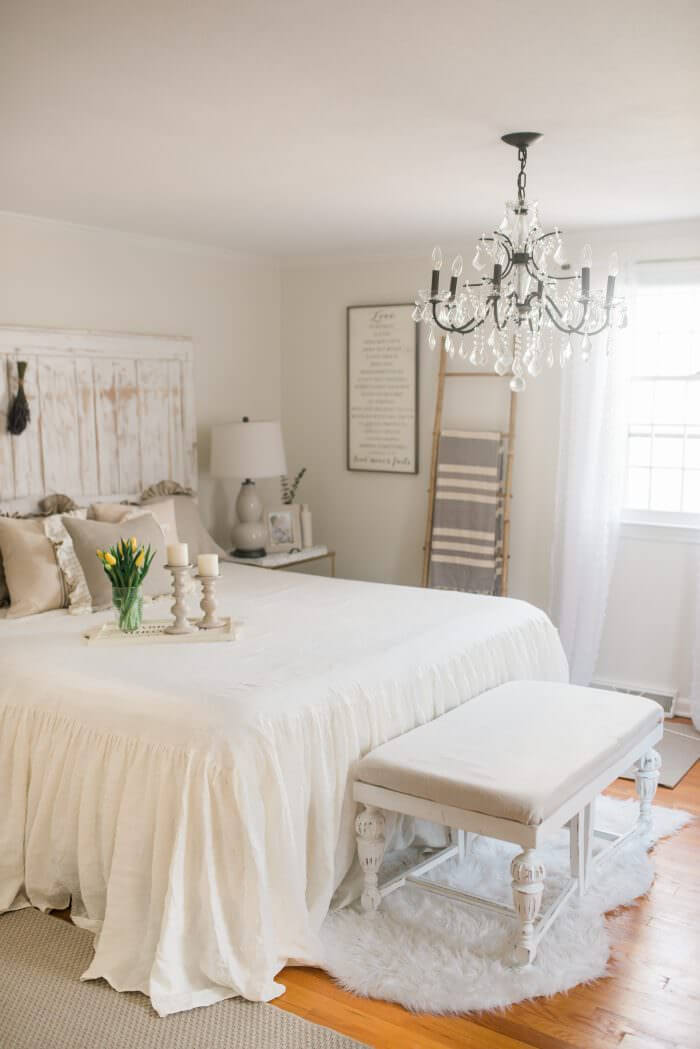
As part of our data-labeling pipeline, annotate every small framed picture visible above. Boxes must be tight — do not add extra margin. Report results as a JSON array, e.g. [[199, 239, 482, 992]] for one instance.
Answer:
[[265, 505, 302, 553]]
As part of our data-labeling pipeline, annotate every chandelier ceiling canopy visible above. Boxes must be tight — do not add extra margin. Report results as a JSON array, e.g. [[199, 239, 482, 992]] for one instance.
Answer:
[[415, 132, 626, 391]]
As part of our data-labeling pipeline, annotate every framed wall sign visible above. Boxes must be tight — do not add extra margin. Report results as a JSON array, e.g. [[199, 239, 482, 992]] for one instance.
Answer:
[[347, 303, 418, 474]]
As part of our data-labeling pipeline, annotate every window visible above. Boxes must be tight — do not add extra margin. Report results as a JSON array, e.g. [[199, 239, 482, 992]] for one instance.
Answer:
[[624, 264, 700, 526]]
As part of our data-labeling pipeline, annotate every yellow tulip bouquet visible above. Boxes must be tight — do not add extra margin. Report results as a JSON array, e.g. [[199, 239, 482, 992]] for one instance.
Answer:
[[96, 537, 155, 633]]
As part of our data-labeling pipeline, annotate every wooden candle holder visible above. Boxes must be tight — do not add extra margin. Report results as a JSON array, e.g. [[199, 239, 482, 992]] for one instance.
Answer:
[[164, 564, 196, 635], [195, 573, 224, 630]]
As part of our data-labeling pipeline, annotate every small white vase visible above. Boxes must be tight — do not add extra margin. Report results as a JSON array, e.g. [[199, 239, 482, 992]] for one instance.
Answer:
[[301, 504, 313, 548]]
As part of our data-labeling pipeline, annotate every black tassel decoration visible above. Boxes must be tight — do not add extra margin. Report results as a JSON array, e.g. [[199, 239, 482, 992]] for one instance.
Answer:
[[7, 361, 30, 436]]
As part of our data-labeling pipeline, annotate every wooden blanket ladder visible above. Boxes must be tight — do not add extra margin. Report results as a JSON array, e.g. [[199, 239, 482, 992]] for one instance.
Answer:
[[421, 340, 517, 595]]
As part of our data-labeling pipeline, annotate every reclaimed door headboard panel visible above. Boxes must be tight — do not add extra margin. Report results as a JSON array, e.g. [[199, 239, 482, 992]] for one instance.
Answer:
[[0, 327, 197, 502]]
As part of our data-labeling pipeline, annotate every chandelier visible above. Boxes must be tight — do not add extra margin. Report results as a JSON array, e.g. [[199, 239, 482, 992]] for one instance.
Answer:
[[414, 132, 627, 391]]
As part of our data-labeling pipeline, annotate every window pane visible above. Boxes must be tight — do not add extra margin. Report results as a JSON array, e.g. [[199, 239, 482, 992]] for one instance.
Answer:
[[628, 381, 653, 422], [682, 471, 700, 513], [652, 430, 684, 468], [688, 382, 700, 423], [626, 467, 650, 509], [685, 431, 700, 470], [650, 469, 682, 511], [628, 435, 651, 466], [657, 335, 692, 375], [653, 381, 686, 423]]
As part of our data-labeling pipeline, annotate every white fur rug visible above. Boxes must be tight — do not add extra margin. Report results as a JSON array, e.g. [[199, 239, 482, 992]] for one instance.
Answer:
[[321, 798, 691, 1014]]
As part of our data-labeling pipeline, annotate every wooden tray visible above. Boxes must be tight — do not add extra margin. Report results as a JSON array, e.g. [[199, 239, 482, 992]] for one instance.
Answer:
[[83, 617, 238, 646]]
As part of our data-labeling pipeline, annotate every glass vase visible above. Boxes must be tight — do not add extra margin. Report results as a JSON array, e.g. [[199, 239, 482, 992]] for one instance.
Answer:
[[112, 586, 144, 634]]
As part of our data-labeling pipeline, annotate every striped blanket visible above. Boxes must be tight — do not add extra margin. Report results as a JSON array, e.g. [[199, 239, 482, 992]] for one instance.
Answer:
[[428, 429, 504, 595]]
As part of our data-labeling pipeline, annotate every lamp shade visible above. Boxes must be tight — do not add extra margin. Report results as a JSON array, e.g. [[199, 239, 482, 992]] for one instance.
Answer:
[[210, 420, 287, 479]]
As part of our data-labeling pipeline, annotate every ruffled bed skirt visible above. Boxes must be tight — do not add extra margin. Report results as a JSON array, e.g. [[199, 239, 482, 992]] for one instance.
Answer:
[[0, 703, 329, 1015], [0, 602, 568, 1015]]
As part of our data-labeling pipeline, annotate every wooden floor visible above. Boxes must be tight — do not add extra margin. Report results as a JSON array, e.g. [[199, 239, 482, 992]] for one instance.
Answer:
[[273, 721, 700, 1049]]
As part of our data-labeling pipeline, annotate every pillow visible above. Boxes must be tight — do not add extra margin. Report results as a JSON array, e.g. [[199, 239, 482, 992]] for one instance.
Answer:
[[0, 559, 8, 607], [43, 514, 93, 615], [62, 514, 172, 611], [0, 515, 67, 618], [137, 497, 179, 544], [141, 492, 227, 560], [90, 502, 142, 524]]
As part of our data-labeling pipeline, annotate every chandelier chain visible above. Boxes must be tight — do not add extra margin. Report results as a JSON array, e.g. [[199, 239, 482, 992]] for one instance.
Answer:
[[517, 147, 527, 205]]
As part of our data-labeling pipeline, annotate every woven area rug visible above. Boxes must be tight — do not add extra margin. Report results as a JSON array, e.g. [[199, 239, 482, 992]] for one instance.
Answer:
[[321, 797, 692, 1014], [0, 909, 367, 1049]]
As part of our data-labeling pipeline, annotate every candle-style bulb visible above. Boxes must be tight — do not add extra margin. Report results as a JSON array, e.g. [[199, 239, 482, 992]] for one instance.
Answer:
[[608, 251, 619, 277], [451, 254, 463, 278], [581, 244, 593, 269], [432, 246, 443, 270]]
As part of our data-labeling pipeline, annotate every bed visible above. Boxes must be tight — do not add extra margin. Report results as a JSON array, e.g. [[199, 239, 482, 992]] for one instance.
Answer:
[[0, 562, 568, 1015]]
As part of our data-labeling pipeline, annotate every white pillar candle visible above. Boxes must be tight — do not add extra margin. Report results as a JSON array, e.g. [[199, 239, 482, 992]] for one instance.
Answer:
[[197, 554, 219, 577], [167, 542, 189, 566]]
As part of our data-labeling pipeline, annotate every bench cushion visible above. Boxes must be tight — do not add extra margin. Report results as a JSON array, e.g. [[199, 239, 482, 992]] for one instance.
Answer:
[[356, 682, 662, 825]]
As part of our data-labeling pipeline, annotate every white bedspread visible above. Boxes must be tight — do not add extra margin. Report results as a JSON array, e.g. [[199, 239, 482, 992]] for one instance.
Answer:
[[0, 565, 567, 1015]]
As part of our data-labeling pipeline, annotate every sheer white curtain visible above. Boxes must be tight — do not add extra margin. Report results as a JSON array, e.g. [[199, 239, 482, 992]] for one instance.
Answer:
[[549, 328, 629, 685]]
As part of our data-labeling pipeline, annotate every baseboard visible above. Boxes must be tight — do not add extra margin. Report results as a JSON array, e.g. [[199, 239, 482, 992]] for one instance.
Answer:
[[676, 696, 692, 719], [591, 677, 687, 720]]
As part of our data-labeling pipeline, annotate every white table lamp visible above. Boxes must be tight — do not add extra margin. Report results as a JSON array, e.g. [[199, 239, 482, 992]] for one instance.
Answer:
[[211, 417, 287, 557]]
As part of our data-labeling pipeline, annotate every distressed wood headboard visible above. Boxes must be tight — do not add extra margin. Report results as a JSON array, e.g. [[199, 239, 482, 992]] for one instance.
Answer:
[[0, 326, 197, 503]]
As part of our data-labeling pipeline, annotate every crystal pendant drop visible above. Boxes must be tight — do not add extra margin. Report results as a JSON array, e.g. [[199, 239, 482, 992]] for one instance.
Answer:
[[457, 338, 467, 358], [487, 328, 497, 351], [427, 325, 437, 351], [494, 355, 509, 376], [472, 242, 486, 272], [580, 334, 592, 362], [560, 338, 573, 366], [411, 304, 422, 322], [445, 333, 454, 356], [527, 353, 542, 377], [546, 343, 555, 368], [468, 343, 479, 366], [509, 375, 526, 393]]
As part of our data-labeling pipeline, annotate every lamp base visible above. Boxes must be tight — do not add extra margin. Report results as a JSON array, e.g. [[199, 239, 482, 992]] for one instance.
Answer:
[[231, 480, 268, 558]]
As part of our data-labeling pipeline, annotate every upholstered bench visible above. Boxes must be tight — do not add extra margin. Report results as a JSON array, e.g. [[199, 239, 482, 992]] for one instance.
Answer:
[[354, 681, 663, 966]]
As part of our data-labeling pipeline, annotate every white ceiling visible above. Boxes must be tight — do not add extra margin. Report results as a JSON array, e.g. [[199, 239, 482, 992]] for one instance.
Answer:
[[2, 1, 699, 256]]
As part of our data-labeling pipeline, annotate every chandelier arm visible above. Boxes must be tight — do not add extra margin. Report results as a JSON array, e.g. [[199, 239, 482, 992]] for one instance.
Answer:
[[429, 300, 482, 336], [533, 230, 559, 246], [544, 305, 574, 334], [580, 312, 613, 338]]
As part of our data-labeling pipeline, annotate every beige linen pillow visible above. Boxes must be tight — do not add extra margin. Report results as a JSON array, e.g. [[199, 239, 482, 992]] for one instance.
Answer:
[[90, 502, 142, 524], [0, 557, 8, 607], [141, 493, 227, 560], [43, 514, 93, 615], [91, 499, 178, 544], [63, 513, 171, 610], [0, 516, 66, 618]]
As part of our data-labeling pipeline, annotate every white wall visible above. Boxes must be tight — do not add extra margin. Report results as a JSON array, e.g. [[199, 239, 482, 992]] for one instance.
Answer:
[[281, 219, 700, 705], [0, 211, 281, 542]]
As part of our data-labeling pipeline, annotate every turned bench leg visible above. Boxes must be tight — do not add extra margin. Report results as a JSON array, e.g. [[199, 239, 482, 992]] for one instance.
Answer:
[[511, 849, 545, 966], [569, 812, 586, 897], [450, 827, 469, 861], [635, 748, 661, 832], [355, 805, 386, 914]]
